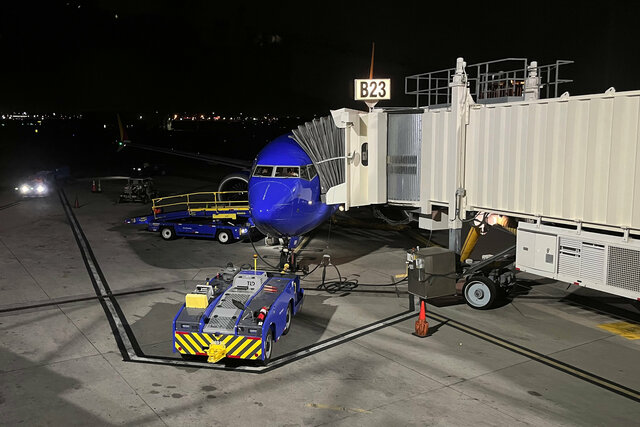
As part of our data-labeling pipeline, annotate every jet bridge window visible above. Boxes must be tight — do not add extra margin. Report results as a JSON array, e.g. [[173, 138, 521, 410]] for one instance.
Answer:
[[253, 165, 274, 177], [275, 166, 300, 178]]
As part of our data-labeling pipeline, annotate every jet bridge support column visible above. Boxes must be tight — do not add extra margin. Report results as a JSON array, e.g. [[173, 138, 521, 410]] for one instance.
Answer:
[[523, 61, 541, 101], [448, 57, 468, 254]]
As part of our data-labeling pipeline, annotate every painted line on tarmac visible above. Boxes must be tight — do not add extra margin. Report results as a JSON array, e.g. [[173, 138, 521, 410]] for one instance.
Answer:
[[262, 309, 417, 371], [597, 321, 640, 340], [59, 188, 418, 373], [58, 189, 640, 391], [0, 287, 165, 314], [0, 200, 21, 211], [426, 308, 640, 403], [59, 189, 140, 361]]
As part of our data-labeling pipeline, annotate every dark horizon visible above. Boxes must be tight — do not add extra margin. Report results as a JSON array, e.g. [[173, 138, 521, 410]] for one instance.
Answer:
[[2, 1, 640, 114]]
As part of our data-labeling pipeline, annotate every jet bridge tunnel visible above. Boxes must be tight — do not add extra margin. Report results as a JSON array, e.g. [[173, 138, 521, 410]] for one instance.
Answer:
[[290, 57, 640, 302]]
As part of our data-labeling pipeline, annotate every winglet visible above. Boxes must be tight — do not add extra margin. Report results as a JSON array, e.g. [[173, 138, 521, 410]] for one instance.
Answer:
[[116, 113, 130, 152], [369, 42, 375, 79]]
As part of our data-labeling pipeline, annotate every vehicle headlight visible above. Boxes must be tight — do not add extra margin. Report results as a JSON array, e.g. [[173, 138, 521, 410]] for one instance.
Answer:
[[36, 184, 46, 193], [240, 228, 248, 234], [20, 184, 30, 193]]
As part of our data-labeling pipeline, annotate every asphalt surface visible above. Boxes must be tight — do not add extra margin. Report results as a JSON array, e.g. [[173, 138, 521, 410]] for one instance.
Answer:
[[1, 176, 639, 426]]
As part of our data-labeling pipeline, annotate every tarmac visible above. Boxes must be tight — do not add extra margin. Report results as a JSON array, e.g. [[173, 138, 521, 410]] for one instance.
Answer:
[[1, 175, 639, 426]]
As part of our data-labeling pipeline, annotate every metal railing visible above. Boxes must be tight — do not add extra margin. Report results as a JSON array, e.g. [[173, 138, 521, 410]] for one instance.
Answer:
[[152, 191, 249, 217], [405, 58, 573, 107], [535, 60, 574, 98]]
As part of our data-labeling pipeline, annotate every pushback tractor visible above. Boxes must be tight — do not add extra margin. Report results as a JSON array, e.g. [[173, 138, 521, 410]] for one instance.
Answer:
[[173, 267, 304, 364]]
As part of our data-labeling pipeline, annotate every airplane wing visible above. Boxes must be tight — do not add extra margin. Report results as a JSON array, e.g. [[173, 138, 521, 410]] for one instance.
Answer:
[[115, 114, 252, 170], [118, 141, 252, 169]]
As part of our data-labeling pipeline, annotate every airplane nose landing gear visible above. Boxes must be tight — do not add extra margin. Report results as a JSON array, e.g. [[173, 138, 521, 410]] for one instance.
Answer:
[[278, 237, 301, 271]]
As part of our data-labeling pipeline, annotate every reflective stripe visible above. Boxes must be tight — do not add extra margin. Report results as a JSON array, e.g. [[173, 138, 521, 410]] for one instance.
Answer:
[[175, 335, 194, 354], [193, 333, 209, 347], [225, 336, 244, 353], [185, 334, 203, 353], [230, 338, 252, 356], [241, 341, 262, 359]]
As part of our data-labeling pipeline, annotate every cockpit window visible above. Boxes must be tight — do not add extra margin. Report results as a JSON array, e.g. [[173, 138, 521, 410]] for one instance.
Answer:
[[299, 166, 309, 180], [275, 166, 300, 178], [307, 164, 317, 180], [299, 164, 317, 181], [253, 165, 274, 177]]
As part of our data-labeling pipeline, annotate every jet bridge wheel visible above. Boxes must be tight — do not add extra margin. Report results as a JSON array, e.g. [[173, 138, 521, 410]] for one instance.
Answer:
[[463, 276, 498, 310]]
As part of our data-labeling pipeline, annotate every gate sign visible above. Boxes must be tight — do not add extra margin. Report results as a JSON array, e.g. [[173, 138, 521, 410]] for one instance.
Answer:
[[354, 79, 391, 101]]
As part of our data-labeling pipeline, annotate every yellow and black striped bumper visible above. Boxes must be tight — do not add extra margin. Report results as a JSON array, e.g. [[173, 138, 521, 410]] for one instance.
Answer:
[[174, 332, 263, 361]]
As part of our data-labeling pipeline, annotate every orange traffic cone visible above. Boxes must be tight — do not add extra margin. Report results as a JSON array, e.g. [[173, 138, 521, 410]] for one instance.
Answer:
[[91, 180, 97, 193], [415, 300, 429, 337], [74, 195, 80, 208]]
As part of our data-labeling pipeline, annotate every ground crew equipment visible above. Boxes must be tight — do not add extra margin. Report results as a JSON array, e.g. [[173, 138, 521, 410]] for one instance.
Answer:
[[173, 269, 304, 364], [126, 191, 255, 243]]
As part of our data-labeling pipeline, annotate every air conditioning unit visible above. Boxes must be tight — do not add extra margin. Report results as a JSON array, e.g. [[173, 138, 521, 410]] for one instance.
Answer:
[[516, 222, 640, 300]]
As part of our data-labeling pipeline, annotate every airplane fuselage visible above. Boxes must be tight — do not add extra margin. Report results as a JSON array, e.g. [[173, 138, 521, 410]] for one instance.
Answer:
[[248, 134, 337, 237]]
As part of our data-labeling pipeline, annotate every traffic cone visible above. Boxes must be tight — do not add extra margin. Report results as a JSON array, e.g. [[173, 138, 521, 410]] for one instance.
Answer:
[[91, 180, 97, 193], [97, 179, 102, 193], [74, 195, 80, 208], [414, 300, 429, 337]]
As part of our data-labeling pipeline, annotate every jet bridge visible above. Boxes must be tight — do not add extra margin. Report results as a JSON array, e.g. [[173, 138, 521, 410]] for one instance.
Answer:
[[321, 57, 640, 235], [292, 57, 640, 303]]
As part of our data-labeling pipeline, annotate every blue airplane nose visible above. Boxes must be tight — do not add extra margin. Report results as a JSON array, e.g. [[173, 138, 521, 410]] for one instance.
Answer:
[[249, 180, 296, 236]]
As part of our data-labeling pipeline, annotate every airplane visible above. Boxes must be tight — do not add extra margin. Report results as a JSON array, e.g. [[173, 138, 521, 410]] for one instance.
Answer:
[[117, 117, 340, 265], [118, 44, 373, 256], [248, 133, 338, 238]]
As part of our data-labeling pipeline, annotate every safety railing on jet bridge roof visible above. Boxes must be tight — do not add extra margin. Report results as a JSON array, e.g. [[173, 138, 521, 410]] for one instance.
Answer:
[[151, 191, 249, 217]]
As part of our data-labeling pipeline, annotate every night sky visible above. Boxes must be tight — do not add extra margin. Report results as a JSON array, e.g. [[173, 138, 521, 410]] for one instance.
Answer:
[[2, 1, 639, 114]]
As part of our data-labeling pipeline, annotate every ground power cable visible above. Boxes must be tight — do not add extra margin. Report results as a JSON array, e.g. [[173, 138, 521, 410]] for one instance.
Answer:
[[249, 236, 278, 270]]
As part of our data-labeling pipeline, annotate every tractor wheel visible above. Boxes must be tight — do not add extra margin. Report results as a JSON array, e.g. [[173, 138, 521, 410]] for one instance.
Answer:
[[282, 303, 293, 335], [261, 328, 274, 365], [463, 276, 498, 310]]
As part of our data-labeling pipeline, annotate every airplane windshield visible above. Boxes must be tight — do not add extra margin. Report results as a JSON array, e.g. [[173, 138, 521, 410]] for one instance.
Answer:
[[275, 167, 300, 178], [253, 166, 274, 177]]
